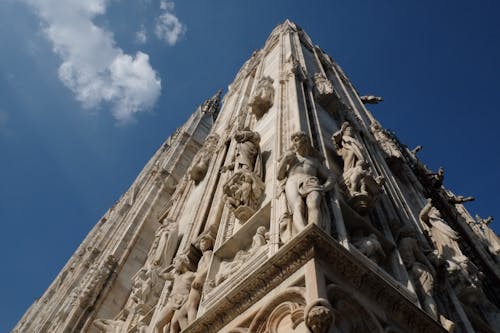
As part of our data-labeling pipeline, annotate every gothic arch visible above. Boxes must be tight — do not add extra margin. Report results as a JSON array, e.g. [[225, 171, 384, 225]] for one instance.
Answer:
[[327, 284, 384, 333], [247, 287, 306, 333]]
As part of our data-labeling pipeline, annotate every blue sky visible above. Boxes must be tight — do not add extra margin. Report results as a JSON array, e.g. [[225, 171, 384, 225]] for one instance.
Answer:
[[1, 0, 499, 330]]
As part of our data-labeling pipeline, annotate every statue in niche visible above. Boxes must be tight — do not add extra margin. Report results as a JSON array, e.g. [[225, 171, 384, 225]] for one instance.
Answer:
[[248, 76, 275, 118], [152, 255, 195, 333], [397, 226, 455, 332], [370, 122, 403, 161], [419, 199, 468, 269], [148, 219, 179, 268], [475, 215, 500, 257], [127, 265, 166, 310], [277, 132, 335, 232], [214, 226, 269, 286], [352, 233, 385, 264], [333, 122, 384, 215], [181, 233, 214, 324], [222, 129, 265, 221], [313, 72, 335, 104], [188, 134, 219, 184]]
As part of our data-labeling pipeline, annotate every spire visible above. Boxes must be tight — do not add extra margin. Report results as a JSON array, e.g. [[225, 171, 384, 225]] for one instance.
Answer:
[[200, 88, 223, 120]]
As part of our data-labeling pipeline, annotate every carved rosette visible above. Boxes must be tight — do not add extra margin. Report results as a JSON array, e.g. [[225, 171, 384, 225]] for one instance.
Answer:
[[249, 76, 275, 118], [305, 299, 334, 333]]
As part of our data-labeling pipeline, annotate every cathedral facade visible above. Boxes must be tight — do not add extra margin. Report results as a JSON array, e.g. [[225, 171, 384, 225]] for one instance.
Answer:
[[14, 20, 500, 333]]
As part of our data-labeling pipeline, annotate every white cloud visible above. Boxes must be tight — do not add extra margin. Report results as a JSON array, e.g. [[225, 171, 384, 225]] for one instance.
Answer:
[[135, 25, 147, 44], [155, 1, 185, 45], [23, 0, 161, 122]]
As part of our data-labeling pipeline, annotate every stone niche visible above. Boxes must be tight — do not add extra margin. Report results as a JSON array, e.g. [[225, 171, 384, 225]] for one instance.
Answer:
[[199, 204, 271, 314]]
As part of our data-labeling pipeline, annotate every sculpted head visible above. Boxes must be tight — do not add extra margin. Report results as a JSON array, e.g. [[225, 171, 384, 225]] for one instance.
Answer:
[[198, 233, 214, 252], [256, 226, 266, 235], [291, 131, 310, 154], [173, 254, 190, 272]]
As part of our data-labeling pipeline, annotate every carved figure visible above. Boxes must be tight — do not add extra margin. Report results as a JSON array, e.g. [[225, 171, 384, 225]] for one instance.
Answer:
[[475, 215, 500, 257], [181, 234, 214, 324], [152, 255, 195, 333], [222, 129, 265, 221], [215, 227, 269, 286], [305, 299, 334, 333], [148, 220, 179, 268], [215, 250, 249, 286], [188, 135, 219, 184], [93, 318, 126, 333], [420, 199, 468, 268], [370, 122, 403, 160], [398, 227, 456, 332], [333, 122, 384, 214], [250, 226, 269, 251], [397, 226, 438, 318], [231, 128, 262, 176], [127, 265, 166, 310], [223, 172, 265, 221], [352, 233, 385, 264], [248, 76, 275, 117], [426, 167, 444, 188], [277, 132, 334, 232]]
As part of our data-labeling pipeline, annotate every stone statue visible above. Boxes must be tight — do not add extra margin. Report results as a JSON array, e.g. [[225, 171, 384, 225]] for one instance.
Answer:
[[475, 215, 500, 257], [397, 226, 438, 317], [352, 233, 385, 264], [248, 76, 275, 117], [152, 255, 195, 333], [188, 134, 219, 184], [277, 132, 334, 232], [215, 250, 249, 286], [419, 199, 468, 268], [230, 128, 262, 176], [127, 265, 166, 310], [182, 233, 214, 324], [360, 95, 383, 104], [397, 226, 455, 332], [215, 227, 269, 286], [426, 167, 444, 188], [222, 129, 265, 221], [370, 122, 403, 160], [148, 220, 179, 268], [333, 122, 384, 214]]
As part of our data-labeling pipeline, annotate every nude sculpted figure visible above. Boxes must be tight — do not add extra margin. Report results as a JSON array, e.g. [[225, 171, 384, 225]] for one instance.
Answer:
[[277, 132, 334, 231]]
